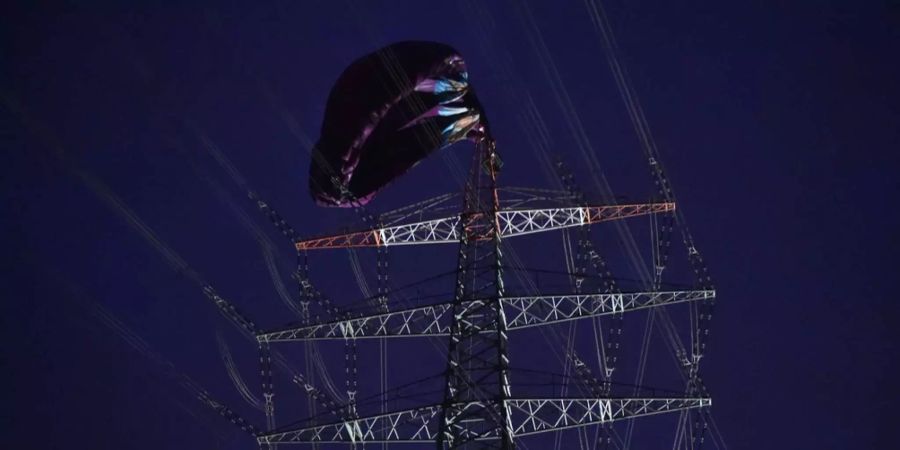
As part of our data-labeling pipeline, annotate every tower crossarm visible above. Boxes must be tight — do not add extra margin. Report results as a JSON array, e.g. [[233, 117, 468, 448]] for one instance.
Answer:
[[258, 301, 456, 342], [294, 203, 675, 251], [258, 404, 444, 445], [255, 397, 710, 444], [507, 397, 711, 437], [256, 290, 714, 342], [502, 290, 714, 329]]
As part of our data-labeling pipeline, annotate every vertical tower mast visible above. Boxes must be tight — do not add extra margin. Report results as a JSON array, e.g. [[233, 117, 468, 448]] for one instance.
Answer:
[[440, 138, 514, 449]]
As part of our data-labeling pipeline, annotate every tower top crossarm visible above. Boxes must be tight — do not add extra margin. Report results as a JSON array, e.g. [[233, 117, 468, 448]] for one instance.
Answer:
[[295, 202, 675, 251]]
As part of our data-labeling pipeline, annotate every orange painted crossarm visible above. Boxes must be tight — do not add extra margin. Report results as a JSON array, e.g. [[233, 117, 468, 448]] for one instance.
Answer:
[[583, 202, 675, 224], [295, 230, 381, 251], [295, 214, 463, 251], [295, 202, 674, 251]]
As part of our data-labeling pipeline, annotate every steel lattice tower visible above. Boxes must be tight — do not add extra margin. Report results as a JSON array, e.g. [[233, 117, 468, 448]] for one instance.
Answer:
[[247, 136, 713, 449], [438, 140, 513, 449]]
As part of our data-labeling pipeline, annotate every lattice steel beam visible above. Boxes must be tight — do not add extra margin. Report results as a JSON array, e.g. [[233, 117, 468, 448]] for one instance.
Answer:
[[257, 290, 715, 342], [294, 203, 675, 250], [438, 141, 513, 449], [256, 397, 710, 444]]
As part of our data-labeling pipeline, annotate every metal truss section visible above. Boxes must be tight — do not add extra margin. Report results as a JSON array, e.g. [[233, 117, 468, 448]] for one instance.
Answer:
[[502, 290, 714, 330], [294, 203, 675, 250], [439, 142, 513, 449], [256, 397, 709, 444], [496, 203, 672, 238], [295, 215, 462, 251], [257, 290, 715, 342], [258, 301, 455, 342], [507, 398, 711, 437], [258, 404, 443, 445]]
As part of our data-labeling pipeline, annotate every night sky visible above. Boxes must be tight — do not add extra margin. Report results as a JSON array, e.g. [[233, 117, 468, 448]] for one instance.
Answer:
[[2, 1, 898, 449]]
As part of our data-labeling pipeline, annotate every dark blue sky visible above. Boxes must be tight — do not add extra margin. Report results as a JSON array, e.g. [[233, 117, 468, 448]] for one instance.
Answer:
[[2, 1, 898, 448]]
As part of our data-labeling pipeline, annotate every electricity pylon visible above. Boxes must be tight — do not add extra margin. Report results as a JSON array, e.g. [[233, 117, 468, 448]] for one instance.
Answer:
[[253, 139, 712, 448]]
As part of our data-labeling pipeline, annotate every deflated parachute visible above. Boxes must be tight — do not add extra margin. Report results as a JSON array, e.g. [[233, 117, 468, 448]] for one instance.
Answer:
[[310, 41, 488, 207]]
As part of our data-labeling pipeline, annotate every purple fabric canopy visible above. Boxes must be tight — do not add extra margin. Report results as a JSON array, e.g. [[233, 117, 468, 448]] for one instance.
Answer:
[[309, 41, 488, 207]]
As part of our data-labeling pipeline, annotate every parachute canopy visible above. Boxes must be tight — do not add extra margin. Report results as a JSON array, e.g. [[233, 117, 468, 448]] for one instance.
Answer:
[[310, 41, 488, 207]]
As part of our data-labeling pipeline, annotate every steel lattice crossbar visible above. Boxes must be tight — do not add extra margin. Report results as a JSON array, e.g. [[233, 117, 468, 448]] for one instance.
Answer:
[[257, 290, 714, 343], [256, 397, 710, 444], [294, 203, 675, 250]]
